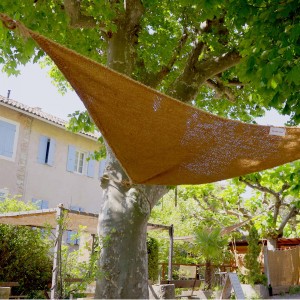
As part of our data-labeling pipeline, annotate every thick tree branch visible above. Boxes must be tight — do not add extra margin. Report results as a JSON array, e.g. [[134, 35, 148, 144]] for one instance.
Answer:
[[205, 78, 236, 102], [193, 196, 208, 211], [124, 0, 145, 33], [139, 28, 189, 87], [167, 49, 241, 102], [239, 177, 286, 224], [278, 206, 298, 235], [64, 0, 100, 29], [239, 177, 280, 200], [107, 0, 144, 74]]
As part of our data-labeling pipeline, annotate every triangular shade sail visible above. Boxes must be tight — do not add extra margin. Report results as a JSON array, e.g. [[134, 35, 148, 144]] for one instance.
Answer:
[[0, 208, 170, 234], [4, 18, 300, 185]]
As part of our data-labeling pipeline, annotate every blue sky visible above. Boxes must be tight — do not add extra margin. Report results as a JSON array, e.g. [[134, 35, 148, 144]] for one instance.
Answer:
[[0, 63, 289, 125]]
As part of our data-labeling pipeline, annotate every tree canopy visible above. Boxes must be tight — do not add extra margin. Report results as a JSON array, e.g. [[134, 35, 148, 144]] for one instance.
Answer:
[[1, 0, 300, 123]]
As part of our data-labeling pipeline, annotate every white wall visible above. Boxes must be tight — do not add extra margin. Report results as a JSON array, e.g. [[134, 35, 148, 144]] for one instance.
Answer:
[[0, 104, 104, 214]]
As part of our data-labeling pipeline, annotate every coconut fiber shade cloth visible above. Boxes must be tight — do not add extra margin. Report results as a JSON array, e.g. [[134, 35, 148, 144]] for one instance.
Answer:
[[2, 15, 300, 185]]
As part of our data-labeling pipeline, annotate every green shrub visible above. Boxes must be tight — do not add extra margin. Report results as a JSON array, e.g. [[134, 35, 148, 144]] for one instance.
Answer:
[[0, 198, 52, 297], [147, 236, 159, 282], [0, 225, 52, 297], [244, 226, 266, 285]]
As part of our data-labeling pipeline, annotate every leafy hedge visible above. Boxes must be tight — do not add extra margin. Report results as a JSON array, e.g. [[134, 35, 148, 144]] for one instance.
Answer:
[[0, 198, 52, 298], [147, 236, 159, 282]]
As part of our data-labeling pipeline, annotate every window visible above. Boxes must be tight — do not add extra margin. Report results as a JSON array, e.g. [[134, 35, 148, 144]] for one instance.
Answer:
[[32, 198, 49, 210], [67, 230, 80, 245], [38, 136, 56, 166], [70, 205, 84, 212], [0, 117, 19, 160], [74, 150, 85, 173], [0, 188, 8, 201], [67, 145, 95, 177]]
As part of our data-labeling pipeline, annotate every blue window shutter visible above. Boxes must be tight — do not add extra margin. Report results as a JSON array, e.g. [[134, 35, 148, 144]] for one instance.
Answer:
[[32, 198, 42, 210], [98, 159, 107, 178], [38, 136, 48, 164], [67, 231, 72, 244], [87, 153, 95, 178], [47, 138, 56, 166], [67, 145, 76, 172], [0, 120, 16, 158], [67, 230, 79, 245], [41, 200, 49, 209]]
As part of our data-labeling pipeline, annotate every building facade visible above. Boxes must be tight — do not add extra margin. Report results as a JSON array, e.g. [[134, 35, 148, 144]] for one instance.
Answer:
[[0, 95, 104, 215]]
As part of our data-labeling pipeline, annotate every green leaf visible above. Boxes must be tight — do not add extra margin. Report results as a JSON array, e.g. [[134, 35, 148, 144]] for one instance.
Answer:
[[286, 65, 300, 85]]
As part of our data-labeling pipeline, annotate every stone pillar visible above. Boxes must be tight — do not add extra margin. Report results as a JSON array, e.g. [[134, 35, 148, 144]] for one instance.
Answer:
[[16, 114, 32, 196]]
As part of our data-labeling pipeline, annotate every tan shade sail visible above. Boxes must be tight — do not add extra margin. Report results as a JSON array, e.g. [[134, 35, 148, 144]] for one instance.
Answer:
[[4, 17, 300, 185], [0, 208, 170, 234]]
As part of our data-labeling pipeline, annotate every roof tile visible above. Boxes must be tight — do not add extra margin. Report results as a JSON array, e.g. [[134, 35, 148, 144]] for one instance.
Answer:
[[0, 95, 98, 139]]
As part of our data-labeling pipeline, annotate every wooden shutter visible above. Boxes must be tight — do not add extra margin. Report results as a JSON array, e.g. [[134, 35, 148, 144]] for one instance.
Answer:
[[66, 145, 76, 172], [87, 153, 95, 178], [38, 136, 48, 164], [41, 200, 49, 209], [0, 120, 16, 158], [47, 138, 56, 166]]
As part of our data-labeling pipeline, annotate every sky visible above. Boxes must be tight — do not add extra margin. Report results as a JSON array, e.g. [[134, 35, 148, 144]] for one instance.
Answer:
[[0, 62, 289, 125], [0, 63, 85, 120]]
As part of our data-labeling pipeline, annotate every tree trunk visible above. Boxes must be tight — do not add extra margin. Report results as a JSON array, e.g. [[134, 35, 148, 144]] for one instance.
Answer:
[[95, 148, 167, 299], [204, 260, 213, 290], [266, 238, 278, 251]]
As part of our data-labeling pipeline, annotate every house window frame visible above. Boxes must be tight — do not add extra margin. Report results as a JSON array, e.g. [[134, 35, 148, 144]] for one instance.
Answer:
[[74, 150, 87, 174], [0, 116, 19, 161]]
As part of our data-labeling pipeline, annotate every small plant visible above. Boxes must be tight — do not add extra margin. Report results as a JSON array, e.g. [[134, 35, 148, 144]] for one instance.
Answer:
[[59, 227, 103, 298], [289, 285, 300, 294]]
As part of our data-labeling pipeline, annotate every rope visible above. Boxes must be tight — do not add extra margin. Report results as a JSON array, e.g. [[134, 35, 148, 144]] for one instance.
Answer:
[[0, 13, 17, 29], [0, 13, 31, 39]]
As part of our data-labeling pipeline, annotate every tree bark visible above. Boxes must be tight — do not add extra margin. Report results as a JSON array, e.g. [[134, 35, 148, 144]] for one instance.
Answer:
[[204, 260, 213, 290], [95, 148, 167, 299], [266, 238, 277, 251]]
